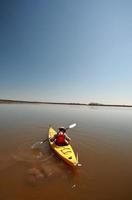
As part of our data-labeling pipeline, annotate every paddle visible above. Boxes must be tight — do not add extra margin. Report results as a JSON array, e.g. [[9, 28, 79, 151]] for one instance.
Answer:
[[40, 123, 77, 144], [31, 123, 77, 148], [66, 123, 76, 130], [40, 138, 48, 144]]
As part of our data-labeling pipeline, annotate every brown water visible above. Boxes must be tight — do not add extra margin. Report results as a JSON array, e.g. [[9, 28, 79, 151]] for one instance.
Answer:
[[0, 104, 132, 200]]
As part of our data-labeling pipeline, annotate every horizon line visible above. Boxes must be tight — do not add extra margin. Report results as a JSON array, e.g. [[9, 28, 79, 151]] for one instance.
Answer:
[[0, 98, 132, 107]]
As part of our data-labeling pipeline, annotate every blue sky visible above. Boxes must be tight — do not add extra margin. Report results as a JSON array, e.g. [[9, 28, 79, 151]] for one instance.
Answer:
[[1, 0, 132, 104]]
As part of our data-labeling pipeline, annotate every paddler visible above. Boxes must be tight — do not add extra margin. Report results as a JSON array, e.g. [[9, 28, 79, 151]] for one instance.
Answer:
[[50, 127, 71, 146]]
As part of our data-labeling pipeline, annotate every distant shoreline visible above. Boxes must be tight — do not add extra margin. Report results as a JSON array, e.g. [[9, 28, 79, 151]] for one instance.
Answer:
[[0, 99, 132, 108], [0, 99, 87, 106]]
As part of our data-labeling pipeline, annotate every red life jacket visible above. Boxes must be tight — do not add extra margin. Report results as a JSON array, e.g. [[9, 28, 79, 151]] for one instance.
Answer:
[[56, 132, 65, 145]]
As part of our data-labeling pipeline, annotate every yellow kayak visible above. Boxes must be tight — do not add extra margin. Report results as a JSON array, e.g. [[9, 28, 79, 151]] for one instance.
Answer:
[[48, 127, 78, 167]]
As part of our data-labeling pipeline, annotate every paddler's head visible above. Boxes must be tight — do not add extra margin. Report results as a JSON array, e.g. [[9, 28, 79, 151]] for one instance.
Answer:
[[58, 127, 66, 133]]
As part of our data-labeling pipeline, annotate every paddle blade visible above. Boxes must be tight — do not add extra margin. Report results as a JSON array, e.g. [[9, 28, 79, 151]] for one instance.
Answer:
[[31, 141, 42, 149], [69, 123, 77, 129]]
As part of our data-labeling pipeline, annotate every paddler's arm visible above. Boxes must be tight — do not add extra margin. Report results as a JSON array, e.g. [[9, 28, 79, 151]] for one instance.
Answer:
[[65, 133, 71, 141], [50, 134, 57, 142]]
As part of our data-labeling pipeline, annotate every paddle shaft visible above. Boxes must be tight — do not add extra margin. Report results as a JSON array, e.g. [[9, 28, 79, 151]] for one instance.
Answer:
[[42, 138, 49, 143]]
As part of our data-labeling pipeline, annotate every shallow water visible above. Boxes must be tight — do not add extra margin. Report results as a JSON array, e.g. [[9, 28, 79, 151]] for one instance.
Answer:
[[0, 104, 132, 200]]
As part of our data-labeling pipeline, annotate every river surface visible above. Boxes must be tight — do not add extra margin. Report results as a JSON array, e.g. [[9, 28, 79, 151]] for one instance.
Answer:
[[0, 104, 132, 200]]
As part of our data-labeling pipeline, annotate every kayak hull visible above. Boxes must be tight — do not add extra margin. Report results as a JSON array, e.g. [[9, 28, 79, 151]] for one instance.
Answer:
[[48, 127, 78, 167]]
